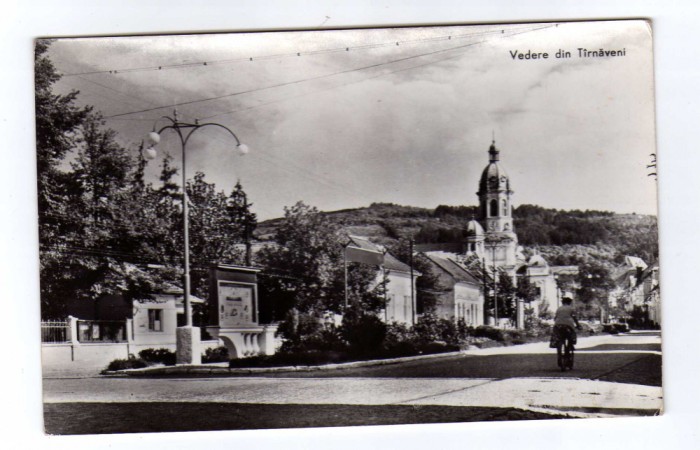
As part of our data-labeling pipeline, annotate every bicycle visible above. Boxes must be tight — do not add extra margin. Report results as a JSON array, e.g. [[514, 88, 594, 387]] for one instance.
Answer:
[[552, 324, 576, 372]]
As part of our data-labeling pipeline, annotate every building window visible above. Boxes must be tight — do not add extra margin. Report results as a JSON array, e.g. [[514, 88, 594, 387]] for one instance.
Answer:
[[490, 199, 498, 217], [502, 199, 508, 216], [148, 309, 163, 332]]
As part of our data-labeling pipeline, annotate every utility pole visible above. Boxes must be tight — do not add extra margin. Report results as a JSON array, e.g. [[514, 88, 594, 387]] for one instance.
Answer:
[[493, 246, 498, 328], [482, 257, 488, 324], [242, 190, 252, 267], [410, 238, 415, 326]]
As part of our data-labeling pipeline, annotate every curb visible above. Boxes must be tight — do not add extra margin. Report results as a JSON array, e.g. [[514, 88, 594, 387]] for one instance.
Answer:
[[104, 349, 471, 377], [103, 331, 640, 377]]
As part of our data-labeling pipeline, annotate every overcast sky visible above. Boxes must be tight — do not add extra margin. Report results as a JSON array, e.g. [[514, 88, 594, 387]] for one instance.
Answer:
[[47, 20, 657, 220]]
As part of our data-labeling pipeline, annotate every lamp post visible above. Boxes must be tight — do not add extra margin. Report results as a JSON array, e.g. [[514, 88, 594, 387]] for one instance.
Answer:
[[145, 110, 249, 365], [482, 242, 499, 327]]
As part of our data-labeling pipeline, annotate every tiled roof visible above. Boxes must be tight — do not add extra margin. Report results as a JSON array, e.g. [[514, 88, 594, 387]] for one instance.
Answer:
[[347, 235, 415, 274], [413, 242, 463, 253], [423, 252, 481, 285]]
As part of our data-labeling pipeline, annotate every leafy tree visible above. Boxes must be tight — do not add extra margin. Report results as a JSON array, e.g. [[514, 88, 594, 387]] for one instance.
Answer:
[[516, 274, 539, 304], [35, 40, 91, 232], [576, 262, 615, 320], [227, 181, 257, 265], [185, 172, 251, 299], [258, 202, 384, 341], [35, 41, 256, 319], [257, 202, 345, 317], [35, 40, 91, 318]]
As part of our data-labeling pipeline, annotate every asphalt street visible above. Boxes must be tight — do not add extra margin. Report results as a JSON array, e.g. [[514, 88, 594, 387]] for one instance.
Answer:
[[42, 331, 662, 434]]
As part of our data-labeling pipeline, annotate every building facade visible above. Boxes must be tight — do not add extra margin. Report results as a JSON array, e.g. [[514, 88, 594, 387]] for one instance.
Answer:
[[347, 236, 418, 326], [421, 252, 484, 326]]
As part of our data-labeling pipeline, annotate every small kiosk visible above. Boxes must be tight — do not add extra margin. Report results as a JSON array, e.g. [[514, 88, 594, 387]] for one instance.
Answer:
[[206, 264, 278, 358]]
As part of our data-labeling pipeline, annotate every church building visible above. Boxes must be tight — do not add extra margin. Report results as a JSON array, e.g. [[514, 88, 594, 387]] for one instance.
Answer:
[[465, 140, 520, 271], [458, 139, 569, 324]]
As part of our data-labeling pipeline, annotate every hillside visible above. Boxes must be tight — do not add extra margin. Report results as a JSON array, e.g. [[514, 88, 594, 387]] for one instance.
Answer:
[[255, 203, 658, 265]]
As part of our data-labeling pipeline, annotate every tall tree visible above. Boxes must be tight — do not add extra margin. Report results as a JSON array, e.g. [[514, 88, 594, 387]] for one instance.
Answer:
[[35, 40, 90, 318], [186, 172, 249, 299], [227, 181, 257, 265], [257, 202, 383, 339], [576, 262, 615, 320], [35, 40, 91, 229]]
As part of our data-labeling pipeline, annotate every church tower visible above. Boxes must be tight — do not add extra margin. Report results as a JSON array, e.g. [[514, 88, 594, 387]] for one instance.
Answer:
[[476, 139, 519, 269]]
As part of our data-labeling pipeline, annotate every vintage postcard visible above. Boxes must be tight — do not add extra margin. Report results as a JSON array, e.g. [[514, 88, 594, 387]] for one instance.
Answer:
[[38, 19, 660, 434]]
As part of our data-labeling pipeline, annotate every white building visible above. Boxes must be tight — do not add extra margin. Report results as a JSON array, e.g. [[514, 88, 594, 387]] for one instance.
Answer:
[[347, 236, 419, 325], [421, 252, 484, 326]]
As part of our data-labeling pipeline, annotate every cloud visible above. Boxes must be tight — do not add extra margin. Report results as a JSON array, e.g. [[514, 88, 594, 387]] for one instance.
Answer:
[[46, 21, 658, 219]]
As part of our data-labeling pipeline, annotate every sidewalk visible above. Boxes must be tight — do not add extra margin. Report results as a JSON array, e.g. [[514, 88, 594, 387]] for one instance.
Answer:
[[44, 375, 663, 418]]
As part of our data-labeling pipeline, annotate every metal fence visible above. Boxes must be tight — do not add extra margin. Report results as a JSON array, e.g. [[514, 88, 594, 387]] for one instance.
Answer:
[[41, 321, 69, 343], [77, 320, 127, 343]]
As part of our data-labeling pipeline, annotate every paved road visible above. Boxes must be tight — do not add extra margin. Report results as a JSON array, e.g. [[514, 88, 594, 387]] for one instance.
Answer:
[[42, 331, 662, 433]]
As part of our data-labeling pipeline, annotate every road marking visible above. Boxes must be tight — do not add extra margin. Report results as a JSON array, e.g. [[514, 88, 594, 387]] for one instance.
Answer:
[[395, 379, 498, 404], [576, 350, 661, 355]]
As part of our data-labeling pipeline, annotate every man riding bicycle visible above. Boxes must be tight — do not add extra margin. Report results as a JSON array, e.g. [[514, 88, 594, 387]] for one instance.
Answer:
[[551, 294, 581, 347]]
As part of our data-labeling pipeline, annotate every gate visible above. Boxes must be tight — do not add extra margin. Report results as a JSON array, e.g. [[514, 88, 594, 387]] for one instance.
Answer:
[[41, 321, 69, 343]]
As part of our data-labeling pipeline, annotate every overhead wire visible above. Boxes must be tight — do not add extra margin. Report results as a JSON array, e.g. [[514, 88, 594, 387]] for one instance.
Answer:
[[60, 25, 540, 77], [53, 24, 555, 218], [103, 24, 554, 119], [201, 25, 551, 121]]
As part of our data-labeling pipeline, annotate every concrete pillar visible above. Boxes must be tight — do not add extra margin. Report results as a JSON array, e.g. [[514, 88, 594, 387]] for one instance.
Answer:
[[516, 299, 524, 329], [125, 318, 134, 343], [243, 333, 250, 356], [252, 333, 261, 355], [176, 326, 201, 365], [67, 316, 79, 344], [259, 325, 278, 355]]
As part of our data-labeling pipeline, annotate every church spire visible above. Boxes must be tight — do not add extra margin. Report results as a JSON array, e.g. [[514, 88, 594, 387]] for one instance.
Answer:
[[489, 138, 500, 162]]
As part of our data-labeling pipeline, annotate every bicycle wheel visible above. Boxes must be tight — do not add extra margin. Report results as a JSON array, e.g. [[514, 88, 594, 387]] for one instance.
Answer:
[[557, 341, 565, 371], [559, 338, 575, 371], [567, 342, 575, 370]]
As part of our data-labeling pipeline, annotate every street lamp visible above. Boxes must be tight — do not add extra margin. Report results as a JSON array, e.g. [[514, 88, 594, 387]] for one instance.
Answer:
[[145, 110, 249, 365], [484, 236, 508, 328]]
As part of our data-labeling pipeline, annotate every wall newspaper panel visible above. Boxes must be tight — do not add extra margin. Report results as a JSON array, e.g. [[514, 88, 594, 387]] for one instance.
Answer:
[[218, 283, 256, 327]]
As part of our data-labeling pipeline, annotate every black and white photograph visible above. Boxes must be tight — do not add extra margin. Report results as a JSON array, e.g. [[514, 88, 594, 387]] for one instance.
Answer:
[[34, 18, 662, 435]]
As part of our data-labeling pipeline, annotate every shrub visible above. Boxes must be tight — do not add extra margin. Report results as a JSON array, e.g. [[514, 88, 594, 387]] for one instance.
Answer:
[[419, 342, 460, 354], [104, 357, 147, 372], [202, 346, 229, 363], [138, 348, 177, 366], [342, 310, 387, 355], [279, 323, 346, 354], [383, 340, 420, 357], [602, 323, 628, 334], [228, 350, 350, 368], [474, 326, 505, 342], [413, 314, 466, 345]]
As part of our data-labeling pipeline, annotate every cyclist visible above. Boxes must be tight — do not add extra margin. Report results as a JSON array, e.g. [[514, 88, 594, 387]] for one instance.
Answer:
[[552, 294, 581, 347]]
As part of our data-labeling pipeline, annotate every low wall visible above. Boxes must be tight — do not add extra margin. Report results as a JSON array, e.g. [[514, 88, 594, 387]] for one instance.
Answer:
[[42, 340, 222, 371]]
